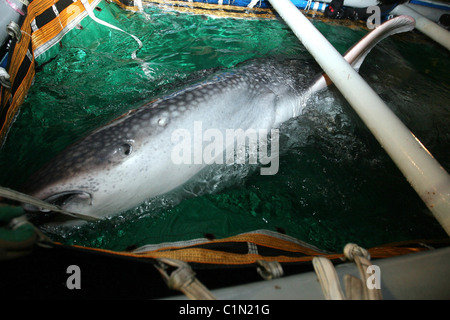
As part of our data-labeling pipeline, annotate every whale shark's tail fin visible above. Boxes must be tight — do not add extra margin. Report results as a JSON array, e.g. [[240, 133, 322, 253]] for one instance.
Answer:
[[309, 15, 415, 93]]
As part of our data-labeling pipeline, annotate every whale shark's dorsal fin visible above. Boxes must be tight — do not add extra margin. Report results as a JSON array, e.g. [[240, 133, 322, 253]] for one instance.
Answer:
[[309, 15, 415, 93]]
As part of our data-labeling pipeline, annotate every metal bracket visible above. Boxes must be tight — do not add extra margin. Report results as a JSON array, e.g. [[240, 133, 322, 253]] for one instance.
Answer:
[[6, 21, 22, 42], [257, 260, 284, 280], [0, 68, 11, 88]]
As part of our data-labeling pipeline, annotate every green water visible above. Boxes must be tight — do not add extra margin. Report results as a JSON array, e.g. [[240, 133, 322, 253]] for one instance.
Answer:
[[0, 2, 448, 252]]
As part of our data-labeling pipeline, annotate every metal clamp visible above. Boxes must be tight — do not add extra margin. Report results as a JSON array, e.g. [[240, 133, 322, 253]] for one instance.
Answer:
[[257, 260, 284, 280], [0, 68, 11, 88], [7, 21, 22, 42]]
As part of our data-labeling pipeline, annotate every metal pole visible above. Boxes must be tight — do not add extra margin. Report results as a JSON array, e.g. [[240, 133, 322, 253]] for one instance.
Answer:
[[268, 0, 450, 236], [391, 4, 450, 51]]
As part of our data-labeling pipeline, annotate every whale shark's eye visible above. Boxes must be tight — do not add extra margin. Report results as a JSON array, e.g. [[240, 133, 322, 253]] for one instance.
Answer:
[[118, 143, 133, 156], [103, 141, 134, 163]]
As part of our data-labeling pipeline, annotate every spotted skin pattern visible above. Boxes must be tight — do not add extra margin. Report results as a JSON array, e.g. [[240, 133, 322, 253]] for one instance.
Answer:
[[24, 59, 316, 218]]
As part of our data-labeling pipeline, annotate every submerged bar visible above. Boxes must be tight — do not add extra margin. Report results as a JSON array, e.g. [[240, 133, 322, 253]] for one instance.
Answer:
[[268, 0, 450, 235]]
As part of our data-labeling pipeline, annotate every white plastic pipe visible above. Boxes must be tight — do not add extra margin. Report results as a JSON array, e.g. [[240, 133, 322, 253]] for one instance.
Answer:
[[391, 4, 450, 51], [318, 0, 378, 8], [268, 0, 450, 236]]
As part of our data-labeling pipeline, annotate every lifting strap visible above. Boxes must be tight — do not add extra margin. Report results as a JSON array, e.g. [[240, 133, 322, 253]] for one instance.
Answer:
[[313, 243, 383, 300], [155, 257, 216, 300]]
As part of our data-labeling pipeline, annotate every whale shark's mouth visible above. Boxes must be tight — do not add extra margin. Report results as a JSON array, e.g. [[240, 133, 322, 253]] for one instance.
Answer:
[[22, 190, 94, 223], [44, 190, 93, 209]]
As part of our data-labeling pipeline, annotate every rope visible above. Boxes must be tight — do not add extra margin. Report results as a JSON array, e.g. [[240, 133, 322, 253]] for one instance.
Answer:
[[305, 0, 313, 13], [80, 0, 143, 59], [80, 0, 155, 78]]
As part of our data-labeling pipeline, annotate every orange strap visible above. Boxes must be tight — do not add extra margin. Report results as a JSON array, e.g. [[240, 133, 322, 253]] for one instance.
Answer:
[[61, 232, 438, 267]]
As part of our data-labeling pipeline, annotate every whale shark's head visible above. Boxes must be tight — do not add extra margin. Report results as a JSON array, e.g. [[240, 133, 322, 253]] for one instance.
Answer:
[[24, 115, 145, 218], [24, 59, 315, 220]]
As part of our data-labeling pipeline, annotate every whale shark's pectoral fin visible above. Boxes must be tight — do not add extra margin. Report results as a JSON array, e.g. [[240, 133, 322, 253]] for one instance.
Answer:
[[309, 15, 415, 93]]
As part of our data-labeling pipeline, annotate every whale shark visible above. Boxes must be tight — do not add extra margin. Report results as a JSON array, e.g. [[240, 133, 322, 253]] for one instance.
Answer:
[[23, 16, 415, 220]]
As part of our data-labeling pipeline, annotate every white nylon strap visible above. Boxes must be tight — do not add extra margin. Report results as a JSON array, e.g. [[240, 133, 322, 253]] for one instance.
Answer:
[[313, 256, 346, 300], [247, 0, 260, 8], [80, 0, 142, 59]]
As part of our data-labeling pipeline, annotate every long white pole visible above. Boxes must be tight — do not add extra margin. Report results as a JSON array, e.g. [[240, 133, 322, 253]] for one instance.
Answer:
[[268, 0, 450, 236], [391, 4, 450, 51]]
